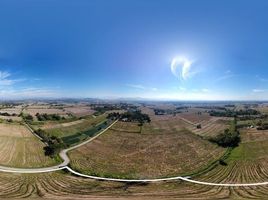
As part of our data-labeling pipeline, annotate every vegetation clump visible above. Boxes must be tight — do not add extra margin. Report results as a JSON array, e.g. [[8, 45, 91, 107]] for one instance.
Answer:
[[36, 113, 65, 121], [0, 112, 17, 116], [209, 118, 240, 148], [256, 120, 268, 130], [19, 112, 34, 121], [35, 129, 66, 157], [209, 109, 260, 117], [92, 105, 120, 115], [108, 110, 151, 124]]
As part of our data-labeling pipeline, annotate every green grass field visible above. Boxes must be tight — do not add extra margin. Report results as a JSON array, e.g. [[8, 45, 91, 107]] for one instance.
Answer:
[[44, 114, 110, 146]]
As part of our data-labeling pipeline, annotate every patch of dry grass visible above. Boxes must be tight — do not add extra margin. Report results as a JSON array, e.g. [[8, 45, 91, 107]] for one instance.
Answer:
[[69, 121, 224, 179], [0, 123, 57, 168]]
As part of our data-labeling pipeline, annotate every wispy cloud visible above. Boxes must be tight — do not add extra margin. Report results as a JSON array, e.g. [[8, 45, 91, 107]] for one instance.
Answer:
[[252, 89, 266, 93], [126, 84, 158, 92], [0, 71, 25, 86], [214, 70, 235, 82], [256, 75, 268, 82], [171, 57, 198, 80], [0, 87, 58, 98], [202, 88, 210, 93], [179, 86, 186, 91], [177, 87, 210, 93], [126, 84, 145, 90], [0, 70, 59, 98]]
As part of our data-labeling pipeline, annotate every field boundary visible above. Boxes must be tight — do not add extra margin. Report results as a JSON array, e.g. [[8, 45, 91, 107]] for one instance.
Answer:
[[1, 119, 268, 187]]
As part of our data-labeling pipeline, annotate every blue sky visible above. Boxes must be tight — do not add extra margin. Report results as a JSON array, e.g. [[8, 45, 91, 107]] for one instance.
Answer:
[[0, 0, 268, 100]]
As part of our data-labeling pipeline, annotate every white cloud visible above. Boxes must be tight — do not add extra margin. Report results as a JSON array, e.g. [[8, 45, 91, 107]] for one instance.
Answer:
[[256, 75, 268, 82], [179, 86, 186, 91], [171, 57, 196, 80], [0, 71, 25, 86], [215, 70, 235, 82], [202, 88, 210, 93], [0, 87, 58, 98], [252, 89, 266, 93], [0, 71, 58, 98], [126, 84, 158, 92], [126, 84, 145, 90]]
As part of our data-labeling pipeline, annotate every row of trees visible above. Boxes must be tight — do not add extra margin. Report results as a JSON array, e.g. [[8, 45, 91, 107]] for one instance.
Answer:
[[36, 113, 65, 121], [107, 111, 151, 124], [92, 105, 120, 115], [154, 109, 175, 115], [18, 112, 65, 122], [0, 112, 17, 117], [209, 109, 260, 117]]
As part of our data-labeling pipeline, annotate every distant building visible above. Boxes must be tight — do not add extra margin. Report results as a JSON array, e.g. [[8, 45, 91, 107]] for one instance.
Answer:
[[122, 118, 128, 122]]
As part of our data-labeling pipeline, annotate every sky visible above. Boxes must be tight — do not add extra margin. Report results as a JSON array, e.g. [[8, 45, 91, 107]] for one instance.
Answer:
[[0, 0, 268, 100]]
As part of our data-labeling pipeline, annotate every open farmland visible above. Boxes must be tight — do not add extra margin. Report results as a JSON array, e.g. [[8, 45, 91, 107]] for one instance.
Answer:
[[0, 107, 22, 115], [183, 117, 231, 137], [24, 107, 67, 116], [41, 118, 85, 129], [69, 120, 225, 179], [0, 115, 22, 121], [0, 123, 57, 168], [63, 106, 95, 117], [141, 106, 230, 137], [194, 127, 268, 184], [44, 114, 110, 146], [1, 171, 268, 199], [177, 109, 212, 124]]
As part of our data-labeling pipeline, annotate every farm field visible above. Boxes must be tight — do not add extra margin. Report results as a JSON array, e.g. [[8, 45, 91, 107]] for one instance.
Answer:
[[69, 121, 225, 179], [0, 107, 22, 115], [183, 117, 231, 137], [63, 106, 94, 117], [0, 115, 22, 121], [0, 102, 267, 199], [141, 107, 230, 137], [41, 118, 85, 129], [44, 114, 110, 146], [24, 107, 67, 118], [1, 171, 268, 199], [0, 123, 57, 168], [195, 127, 268, 184]]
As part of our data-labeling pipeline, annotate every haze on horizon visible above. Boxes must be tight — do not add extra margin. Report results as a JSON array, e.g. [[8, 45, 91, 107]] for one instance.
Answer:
[[0, 0, 268, 101]]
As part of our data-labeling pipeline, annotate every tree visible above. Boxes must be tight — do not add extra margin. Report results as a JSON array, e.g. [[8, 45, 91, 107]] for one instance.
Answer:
[[24, 114, 33, 121]]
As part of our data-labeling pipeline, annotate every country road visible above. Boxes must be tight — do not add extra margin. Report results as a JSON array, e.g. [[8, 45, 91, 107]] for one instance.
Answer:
[[0, 119, 268, 187]]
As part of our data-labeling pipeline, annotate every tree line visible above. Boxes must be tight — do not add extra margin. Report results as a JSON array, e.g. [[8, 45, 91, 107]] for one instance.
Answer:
[[107, 110, 151, 125]]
